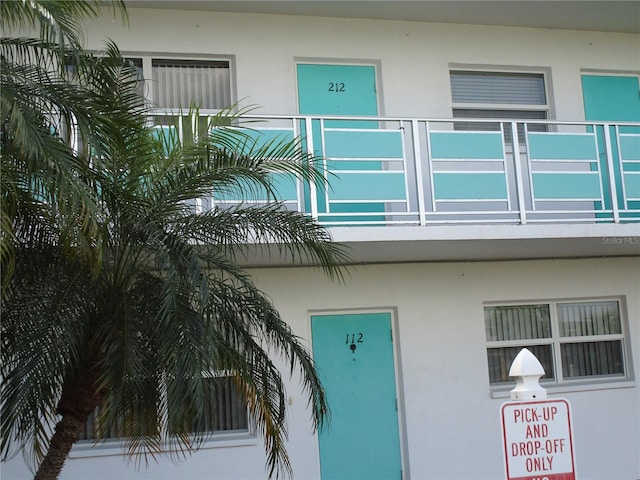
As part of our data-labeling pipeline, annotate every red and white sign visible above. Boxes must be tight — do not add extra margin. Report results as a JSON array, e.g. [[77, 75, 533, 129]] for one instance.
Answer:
[[501, 399, 576, 480]]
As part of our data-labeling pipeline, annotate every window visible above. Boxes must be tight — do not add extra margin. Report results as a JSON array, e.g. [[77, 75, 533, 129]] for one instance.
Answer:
[[126, 56, 232, 110], [450, 70, 549, 142], [122, 55, 233, 139], [78, 375, 249, 442], [152, 59, 231, 110], [485, 299, 629, 386]]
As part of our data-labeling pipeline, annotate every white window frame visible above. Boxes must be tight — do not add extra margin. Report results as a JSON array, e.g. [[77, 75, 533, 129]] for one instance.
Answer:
[[123, 53, 236, 114], [485, 297, 634, 397], [450, 68, 551, 118]]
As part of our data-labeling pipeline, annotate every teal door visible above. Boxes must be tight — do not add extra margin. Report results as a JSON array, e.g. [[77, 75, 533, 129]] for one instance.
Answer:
[[582, 75, 640, 123], [297, 63, 378, 122], [311, 312, 402, 480], [297, 64, 384, 222], [581, 75, 640, 217]]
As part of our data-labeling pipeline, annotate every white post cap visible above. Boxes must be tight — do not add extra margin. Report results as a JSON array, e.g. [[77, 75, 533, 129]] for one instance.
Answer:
[[509, 348, 547, 401]]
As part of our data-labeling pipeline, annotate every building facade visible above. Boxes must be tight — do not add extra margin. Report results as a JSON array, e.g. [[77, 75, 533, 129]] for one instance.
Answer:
[[4, 2, 639, 479]]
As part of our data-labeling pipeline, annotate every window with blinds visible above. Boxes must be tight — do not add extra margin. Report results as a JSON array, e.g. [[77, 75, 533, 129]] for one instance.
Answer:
[[78, 375, 249, 442], [485, 300, 628, 386], [451, 71, 546, 105], [186, 376, 249, 434], [450, 70, 549, 142], [152, 59, 231, 110], [117, 56, 232, 110]]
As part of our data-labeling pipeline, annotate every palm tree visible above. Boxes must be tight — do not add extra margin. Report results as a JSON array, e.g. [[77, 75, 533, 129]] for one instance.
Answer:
[[2, 106, 349, 479], [1, 0, 131, 287], [2, 2, 349, 479]]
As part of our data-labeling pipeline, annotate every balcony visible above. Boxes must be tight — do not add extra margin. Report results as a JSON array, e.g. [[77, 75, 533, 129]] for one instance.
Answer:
[[157, 113, 640, 264]]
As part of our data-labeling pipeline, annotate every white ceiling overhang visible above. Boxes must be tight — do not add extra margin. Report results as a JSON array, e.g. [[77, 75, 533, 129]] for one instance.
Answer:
[[126, 1, 640, 34]]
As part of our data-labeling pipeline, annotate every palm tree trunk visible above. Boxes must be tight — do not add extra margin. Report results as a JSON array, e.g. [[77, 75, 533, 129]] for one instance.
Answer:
[[34, 411, 91, 480], [34, 366, 102, 480]]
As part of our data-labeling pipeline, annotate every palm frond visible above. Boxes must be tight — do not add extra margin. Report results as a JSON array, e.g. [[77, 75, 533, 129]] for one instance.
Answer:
[[180, 205, 350, 281], [0, 1, 127, 57], [0, 247, 92, 468], [2, 34, 149, 283]]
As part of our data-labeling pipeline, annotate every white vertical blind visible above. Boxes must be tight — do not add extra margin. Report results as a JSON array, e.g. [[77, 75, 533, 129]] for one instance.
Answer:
[[557, 301, 621, 337], [194, 377, 248, 433], [561, 341, 623, 378], [484, 304, 551, 341], [152, 59, 231, 110]]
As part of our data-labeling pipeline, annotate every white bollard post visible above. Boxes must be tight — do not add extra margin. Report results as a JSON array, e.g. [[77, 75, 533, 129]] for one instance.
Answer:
[[508, 348, 547, 401], [501, 348, 577, 479]]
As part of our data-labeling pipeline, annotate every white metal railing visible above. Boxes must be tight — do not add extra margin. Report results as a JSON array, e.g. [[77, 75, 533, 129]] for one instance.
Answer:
[[154, 111, 640, 226]]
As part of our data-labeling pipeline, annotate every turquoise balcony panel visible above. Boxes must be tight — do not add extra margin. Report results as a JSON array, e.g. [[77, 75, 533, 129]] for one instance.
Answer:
[[620, 134, 640, 161], [618, 133, 640, 213], [433, 173, 508, 200], [152, 125, 175, 140], [213, 172, 298, 203], [222, 127, 296, 154], [329, 172, 407, 202], [527, 133, 598, 160], [324, 129, 404, 159], [624, 174, 640, 199], [152, 125, 178, 154], [620, 134, 640, 199], [430, 131, 504, 160]]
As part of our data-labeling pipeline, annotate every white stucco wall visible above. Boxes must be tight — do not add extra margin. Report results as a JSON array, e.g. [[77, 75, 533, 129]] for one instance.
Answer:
[[4, 257, 637, 479], [81, 8, 640, 121]]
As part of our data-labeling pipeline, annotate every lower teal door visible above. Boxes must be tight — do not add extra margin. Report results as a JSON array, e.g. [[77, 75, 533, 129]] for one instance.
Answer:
[[311, 312, 402, 480]]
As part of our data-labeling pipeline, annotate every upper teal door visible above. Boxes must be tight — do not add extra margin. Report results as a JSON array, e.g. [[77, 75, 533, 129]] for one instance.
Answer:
[[311, 312, 403, 480], [581, 75, 640, 217], [297, 63, 378, 121], [297, 63, 384, 221], [582, 75, 640, 124]]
